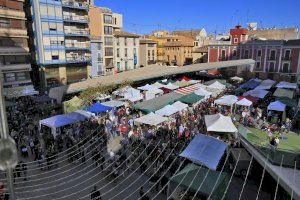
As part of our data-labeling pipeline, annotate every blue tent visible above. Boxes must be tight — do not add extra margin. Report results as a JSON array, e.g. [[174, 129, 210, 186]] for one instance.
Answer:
[[240, 79, 261, 89], [86, 102, 112, 114], [65, 112, 89, 121], [180, 134, 228, 170], [40, 115, 77, 129], [268, 100, 286, 112]]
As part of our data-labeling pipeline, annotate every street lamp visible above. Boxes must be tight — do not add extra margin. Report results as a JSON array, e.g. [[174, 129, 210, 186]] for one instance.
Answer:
[[0, 71, 18, 199]]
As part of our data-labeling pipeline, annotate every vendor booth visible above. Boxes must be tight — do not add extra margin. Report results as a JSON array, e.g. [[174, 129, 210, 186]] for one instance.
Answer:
[[267, 101, 286, 123], [155, 104, 179, 116], [205, 113, 238, 133], [134, 112, 168, 126], [243, 89, 269, 99], [86, 102, 112, 114], [63, 96, 83, 113]]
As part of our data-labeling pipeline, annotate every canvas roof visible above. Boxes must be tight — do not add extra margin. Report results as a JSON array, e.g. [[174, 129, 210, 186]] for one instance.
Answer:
[[172, 101, 189, 111], [240, 78, 261, 89], [276, 81, 298, 89], [268, 101, 286, 112], [102, 100, 125, 108], [151, 82, 166, 88], [194, 88, 212, 98], [214, 95, 238, 106], [208, 81, 226, 90], [236, 98, 253, 107], [177, 93, 205, 104], [180, 134, 228, 170], [63, 96, 83, 113], [86, 102, 112, 114], [134, 112, 168, 126], [137, 84, 159, 91], [170, 164, 228, 198], [276, 97, 298, 108], [133, 92, 184, 113], [255, 79, 276, 90], [173, 80, 191, 88], [205, 113, 237, 133], [243, 89, 269, 99], [162, 82, 179, 90], [155, 104, 179, 116], [273, 88, 294, 99]]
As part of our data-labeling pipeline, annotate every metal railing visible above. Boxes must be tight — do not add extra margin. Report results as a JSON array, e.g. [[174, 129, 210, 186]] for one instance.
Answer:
[[66, 56, 91, 62], [63, 15, 89, 22], [62, 1, 89, 8], [65, 43, 90, 49], [64, 29, 89, 35]]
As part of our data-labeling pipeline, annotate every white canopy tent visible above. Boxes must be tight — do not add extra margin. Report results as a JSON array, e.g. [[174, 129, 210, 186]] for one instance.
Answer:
[[162, 83, 179, 90], [230, 76, 244, 82], [134, 112, 168, 126], [207, 81, 226, 90], [204, 113, 237, 133], [125, 94, 144, 102], [155, 104, 179, 116], [172, 101, 189, 111], [235, 98, 253, 107], [113, 86, 140, 98], [214, 95, 238, 106], [194, 88, 212, 99], [255, 79, 276, 90], [276, 81, 298, 90], [151, 82, 166, 88], [137, 84, 159, 91], [102, 100, 126, 108], [243, 89, 269, 99]]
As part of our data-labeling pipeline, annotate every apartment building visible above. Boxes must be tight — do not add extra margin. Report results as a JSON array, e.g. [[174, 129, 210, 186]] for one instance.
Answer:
[[164, 41, 194, 66], [27, 0, 91, 90], [90, 36, 103, 77], [139, 39, 157, 67], [89, 6, 122, 75], [0, 0, 34, 92], [114, 31, 139, 72]]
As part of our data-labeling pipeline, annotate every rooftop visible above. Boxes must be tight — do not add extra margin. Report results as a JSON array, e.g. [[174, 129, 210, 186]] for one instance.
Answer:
[[193, 46, 208, 53], [139, 39, 157, 44], [164, 41, 194, 47], [248, 27, 298, 40], [114, 31, 140, 38]]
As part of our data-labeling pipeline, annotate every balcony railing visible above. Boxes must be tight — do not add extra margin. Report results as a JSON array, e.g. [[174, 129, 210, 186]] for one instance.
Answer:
[[63, 15, 89, 23], [62, 1, 89, 9], [66, 56, 91, 62], [64, 29, 89, 35], [65, 43, 90, 49], [281, 57, 291, 61]]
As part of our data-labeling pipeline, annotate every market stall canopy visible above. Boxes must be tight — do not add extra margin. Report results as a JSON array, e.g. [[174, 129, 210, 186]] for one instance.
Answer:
[[137, 84, 159, 91], [170, 164, 228, 198], [240, 78, 261, 89], [180, 134, 228, 170], [273, 88, 294, 99], [236, 98, 253, 107], [63, 96, 83, 113], [243, 89, 269, 99], [102, 100, 125, 108], [161, 82, 179, 90], [255, 79, 276, 90], [125, 94, 144, 102], [172, 101, 189, 111], [188, 80, 200, 84], [207, 81, 226, 90], [241, 95, 259, 103], [86, 102, 112, 114], [276, 81, 298, 90], [155, 104, 179, 116], [113, 86, 140, 98], [268, 101, 286, 112], [133, 92, 184, 113], [3, 85, 38, 98], [151, 82, 165, 88], [134, 112, 168, 126], [205, 113, 237, 133], [177, 93, 205, 105], [230, 76, 244, 82], [194, 88, 212, 98], [173, 80, 190, 88], [203, 79, 227, 86], [175, 85, 199, 95], [214, 95, 238, 106], [276, 97, 298, 108]]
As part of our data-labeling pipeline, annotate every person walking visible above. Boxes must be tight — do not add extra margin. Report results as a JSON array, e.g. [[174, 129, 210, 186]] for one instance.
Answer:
[[90, 185, 101, 200]]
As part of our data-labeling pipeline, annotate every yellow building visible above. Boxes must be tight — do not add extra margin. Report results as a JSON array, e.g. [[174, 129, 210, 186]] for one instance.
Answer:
[[164, 41, 194, 66]]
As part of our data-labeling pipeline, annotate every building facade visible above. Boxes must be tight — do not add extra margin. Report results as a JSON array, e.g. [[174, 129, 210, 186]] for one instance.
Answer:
[[114, 31, 139, 72], [90, 36, 103, 77], [139, 39, 157, 67], [164, 41, 194, 66], [27, 0, 91, 90], [0, 0, 33, 89], [89, 6, 122, 75]]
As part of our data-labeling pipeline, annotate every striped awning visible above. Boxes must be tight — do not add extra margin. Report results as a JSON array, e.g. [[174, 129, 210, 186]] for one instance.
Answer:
[[175, 85, 199, 95]]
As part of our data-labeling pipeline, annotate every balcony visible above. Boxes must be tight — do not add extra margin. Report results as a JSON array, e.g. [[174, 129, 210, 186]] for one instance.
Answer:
[[0, 27, 28, 38], [0, 46, 29, 55], [281, 57, 291, 61], [65, 43, 90, 50], [66, 56, 91, 63], [64, 29, 90, 36], [0, 8, 26, 20], [63, 15, 89, 23], [62, 1, 89, 10]]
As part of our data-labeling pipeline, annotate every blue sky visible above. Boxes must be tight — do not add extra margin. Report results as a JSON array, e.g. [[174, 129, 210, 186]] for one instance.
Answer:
[[94, 0, 300, 35]]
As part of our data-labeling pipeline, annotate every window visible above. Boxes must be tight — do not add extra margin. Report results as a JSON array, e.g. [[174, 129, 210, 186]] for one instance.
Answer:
[[133, 48, 136, 55], [16, 72, 26, 81], [167, 55, 170, 61], [105, 47, 113, 56], [117, 62, 120, 70], [133, 38, 136, 46], [268, 62, 275, 72], [116, 37, 120, 46], [116, 48, 120, 57], [104, 26, 112, 35], [4, 73, 16, 82], [49, 22, 56, 31], [104, 37, 113, 45], [244, 49, 249, 59], [257, 49, 262, 57], [221, 49, 226, 59], [48, 6, 55, 16], [0, 18, 10, 28], [152, 50, 154, 57], [174, 55, 177, 61], [125, 61, 128, 70], [255, 61, 261, 70], [282, 63, 290, 73], [124, 48, 128, 57], [148, 44, 154, 47], [269, 50, 276, 60], [148, 50, 150, 57], [232, 49, 237, 57], [284, 49, 291, 59], [97, 43, 102, 50], [103, 14, 112, 24], [124, 38, 127, 46], [233, 38, 238, 44]]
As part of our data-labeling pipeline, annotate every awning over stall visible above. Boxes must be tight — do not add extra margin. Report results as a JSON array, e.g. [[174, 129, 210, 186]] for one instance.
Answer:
[[214, 95, 238, 106], [155, 104, 179, 116], [205, 113, 237, 133], [172, 101, 189, 111], [255, 79, 276, 90], [273, 88, 294, 99], [268, 101, 286, 112], [86, 102, 112, 114], [276, 81, 298, 89], [236, 98, 253, 107], [207, 81, 226, 90], [177, 93, 205, 104], [134, 112, 168, 126], [63, 96, 83, 113], [240, 78, 261, 89], [243, 89, 269, 99], [102, 100, 125, 108]]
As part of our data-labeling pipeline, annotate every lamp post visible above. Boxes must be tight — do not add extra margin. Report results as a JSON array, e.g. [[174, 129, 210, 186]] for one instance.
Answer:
[[0, 71, 18, 200]]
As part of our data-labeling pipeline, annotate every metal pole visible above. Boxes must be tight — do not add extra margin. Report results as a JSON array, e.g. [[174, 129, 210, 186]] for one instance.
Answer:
[[0, 73, 16, 200]]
